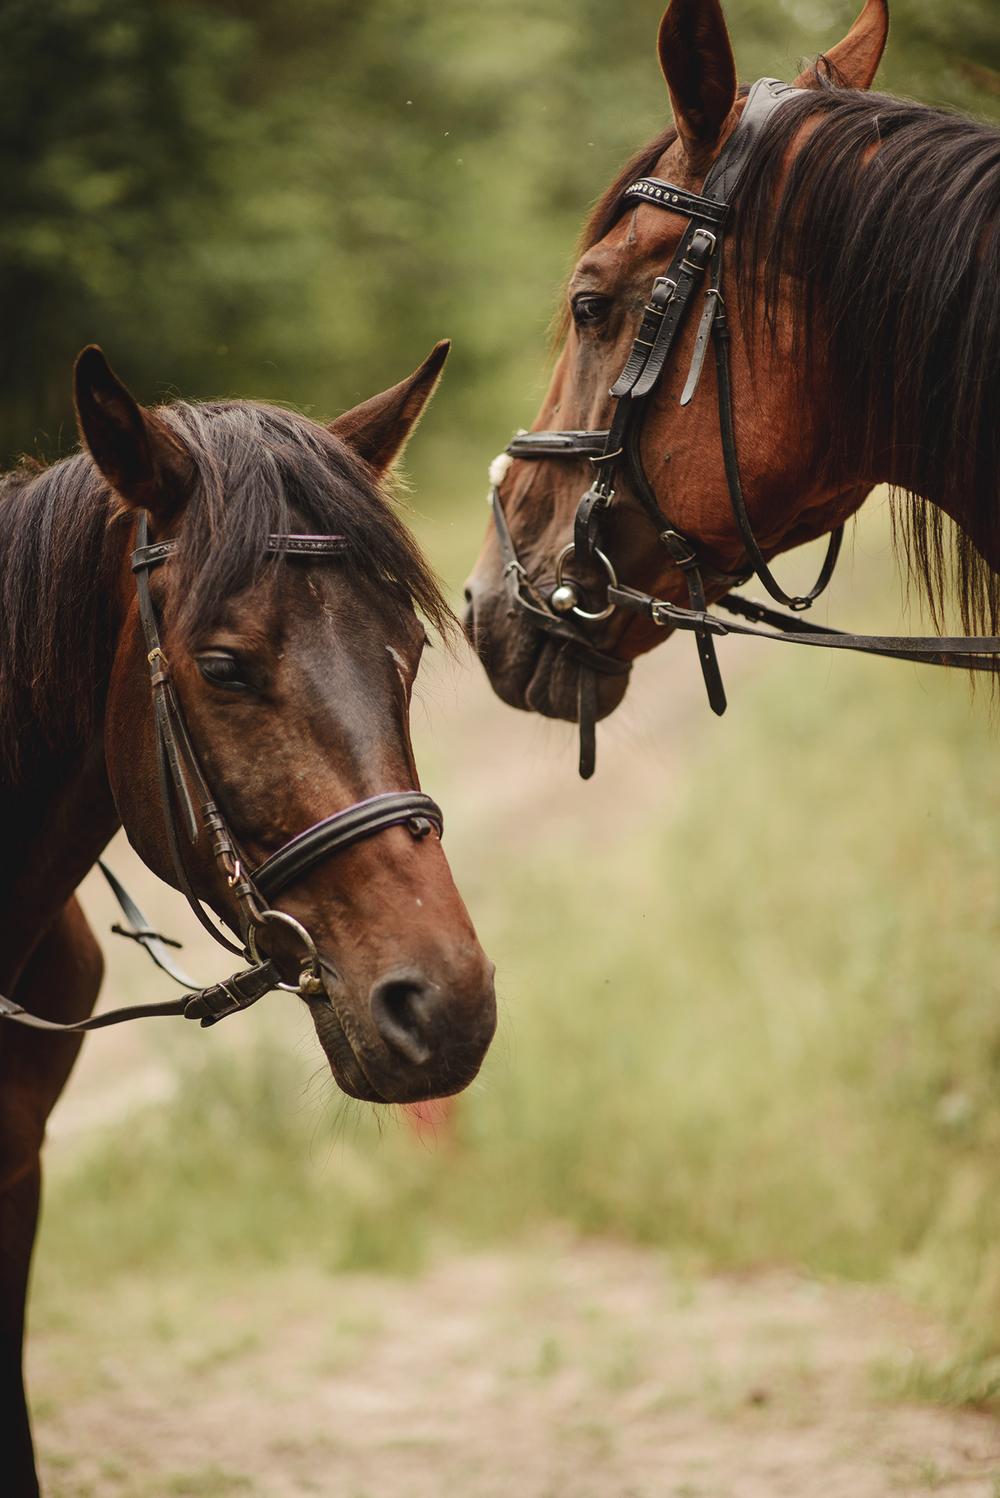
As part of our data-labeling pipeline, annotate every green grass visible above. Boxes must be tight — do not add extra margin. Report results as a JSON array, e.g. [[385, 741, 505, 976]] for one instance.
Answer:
[[36, 617, 1000, 1383]]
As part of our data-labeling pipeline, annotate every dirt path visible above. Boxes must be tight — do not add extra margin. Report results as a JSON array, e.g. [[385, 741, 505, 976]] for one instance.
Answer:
[[34, 1240, 999, 1497]]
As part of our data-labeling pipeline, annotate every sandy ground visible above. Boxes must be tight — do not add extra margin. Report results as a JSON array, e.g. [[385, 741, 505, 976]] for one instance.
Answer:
[[33, 1242, 1000, 1497]]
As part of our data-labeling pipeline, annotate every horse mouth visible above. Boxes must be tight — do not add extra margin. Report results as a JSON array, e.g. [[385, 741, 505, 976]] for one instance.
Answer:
[[523, 637, 630, 724], [308, 979, 385, 1102], [465, 594, 630, 724]]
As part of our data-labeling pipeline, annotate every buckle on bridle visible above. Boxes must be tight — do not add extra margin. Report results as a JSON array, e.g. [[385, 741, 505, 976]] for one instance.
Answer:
[[681, 228, 717, 273], [660, 529, 699, 569], [650, 277, 677, 308]]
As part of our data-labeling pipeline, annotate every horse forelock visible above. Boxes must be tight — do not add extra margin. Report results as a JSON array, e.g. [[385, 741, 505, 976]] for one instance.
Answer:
[[154, 401, 452, 645], [0, 399, 452, 780]]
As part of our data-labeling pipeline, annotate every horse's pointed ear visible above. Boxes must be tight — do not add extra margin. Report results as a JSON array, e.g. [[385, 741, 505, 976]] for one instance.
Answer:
[[794, 0, 889, 91], [658, 0, 738, 163], [74, 346, 192, 518], [329, 340, 451, 475]]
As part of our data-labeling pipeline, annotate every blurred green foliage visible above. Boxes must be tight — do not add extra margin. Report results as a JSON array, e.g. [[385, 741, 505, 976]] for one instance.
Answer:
[[1, 0, 997, 467]]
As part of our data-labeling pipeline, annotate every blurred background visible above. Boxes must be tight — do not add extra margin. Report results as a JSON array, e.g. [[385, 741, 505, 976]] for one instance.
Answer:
[[5, 1, 1000, 1492]]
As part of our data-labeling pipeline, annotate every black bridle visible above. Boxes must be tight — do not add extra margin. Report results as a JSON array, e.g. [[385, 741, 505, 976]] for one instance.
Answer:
[[0, 514, 443, 1033], [489, 77, 1000, 778]]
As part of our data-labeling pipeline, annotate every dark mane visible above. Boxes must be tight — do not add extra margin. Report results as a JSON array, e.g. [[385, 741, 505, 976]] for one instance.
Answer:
[[0, 401, 452, 777], [731, 82, 1000, 637]]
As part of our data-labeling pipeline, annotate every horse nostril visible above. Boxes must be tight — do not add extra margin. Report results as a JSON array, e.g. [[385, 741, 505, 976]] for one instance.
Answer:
[[370, 973, 436, 1066], [463, 585, 473, 605]]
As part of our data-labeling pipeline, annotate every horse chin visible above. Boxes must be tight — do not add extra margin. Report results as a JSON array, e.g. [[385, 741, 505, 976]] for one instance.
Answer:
[[523, 637, 629, 723], [308, 994, 385, 1102]]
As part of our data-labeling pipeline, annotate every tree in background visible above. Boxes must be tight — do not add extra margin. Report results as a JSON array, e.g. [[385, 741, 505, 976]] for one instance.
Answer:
[[0, 0, 996, 467]]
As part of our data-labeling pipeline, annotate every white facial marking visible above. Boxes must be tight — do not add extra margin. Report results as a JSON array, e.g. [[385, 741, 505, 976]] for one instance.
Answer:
[[386, 644, 410, 689], [488, 451, 513, 487]]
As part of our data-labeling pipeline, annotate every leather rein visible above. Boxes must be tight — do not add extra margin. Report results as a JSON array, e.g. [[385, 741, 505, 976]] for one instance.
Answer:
[[488, 78, 1000, 779], [0, 515, 443, 1034]]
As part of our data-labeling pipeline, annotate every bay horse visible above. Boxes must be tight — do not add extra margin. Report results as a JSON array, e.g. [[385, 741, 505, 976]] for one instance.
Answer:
[[0, 344, 496, 1494], [465, 0, 1000, 771]]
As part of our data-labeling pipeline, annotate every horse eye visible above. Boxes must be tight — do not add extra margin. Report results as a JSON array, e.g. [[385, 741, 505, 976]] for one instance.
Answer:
[[197, 652, 250, 690], [572, 293, 613, 328]]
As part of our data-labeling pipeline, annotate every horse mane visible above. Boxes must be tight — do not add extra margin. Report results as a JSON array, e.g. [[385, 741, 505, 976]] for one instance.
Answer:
[[0, 401, 452, 778], [730, 78, 1000, 637]]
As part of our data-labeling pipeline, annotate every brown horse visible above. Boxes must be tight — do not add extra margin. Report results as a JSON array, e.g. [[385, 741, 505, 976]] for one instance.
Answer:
[[0, 344, 496, 1493], [465, 0, 1000, 750]]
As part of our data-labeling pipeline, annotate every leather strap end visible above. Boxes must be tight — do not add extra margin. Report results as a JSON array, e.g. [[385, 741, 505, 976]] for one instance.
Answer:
[[696, 631, 728, 716], [577, 669, 597, 780]]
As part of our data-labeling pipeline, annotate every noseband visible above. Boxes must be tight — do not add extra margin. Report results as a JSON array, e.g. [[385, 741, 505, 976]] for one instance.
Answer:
[[0, 514, 443, 1034], [489, 78, 1000, 778]]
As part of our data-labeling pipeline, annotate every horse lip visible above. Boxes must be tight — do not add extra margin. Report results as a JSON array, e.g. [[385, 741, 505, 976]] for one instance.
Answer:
[[309, 966, 385, 1102], [525, 638, 631, 724]]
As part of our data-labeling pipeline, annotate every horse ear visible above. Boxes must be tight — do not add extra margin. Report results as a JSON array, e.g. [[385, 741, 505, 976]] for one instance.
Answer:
[[329, 340, 451, 475], [794, 0, 889, 91], [74, 346, 192, 518], [658, 0, 738, 162]]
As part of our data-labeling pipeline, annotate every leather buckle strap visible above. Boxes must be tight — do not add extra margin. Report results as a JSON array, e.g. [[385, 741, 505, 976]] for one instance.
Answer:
[[183, 961, 281, 1028], [659, 529, 699, 569], [610, 225, 716, 402], [573, 482, 612, 566]]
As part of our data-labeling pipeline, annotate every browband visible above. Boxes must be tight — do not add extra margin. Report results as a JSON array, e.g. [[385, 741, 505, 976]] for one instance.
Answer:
[[132, 534, 349, 573], [623, 179, 728, 225]]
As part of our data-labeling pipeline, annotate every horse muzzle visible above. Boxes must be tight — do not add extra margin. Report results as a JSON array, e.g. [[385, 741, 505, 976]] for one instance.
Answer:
[[463, 572, 630, 726]]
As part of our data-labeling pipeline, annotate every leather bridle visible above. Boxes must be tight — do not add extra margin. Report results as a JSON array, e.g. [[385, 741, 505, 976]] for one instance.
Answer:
[[0, 515, 443, 1033], [488, 78, 1000, 778]]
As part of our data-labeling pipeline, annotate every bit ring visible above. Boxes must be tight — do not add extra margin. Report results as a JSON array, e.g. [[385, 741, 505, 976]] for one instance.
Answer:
[[553, 544, 619, 622], [247, 908, 323, 995]]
